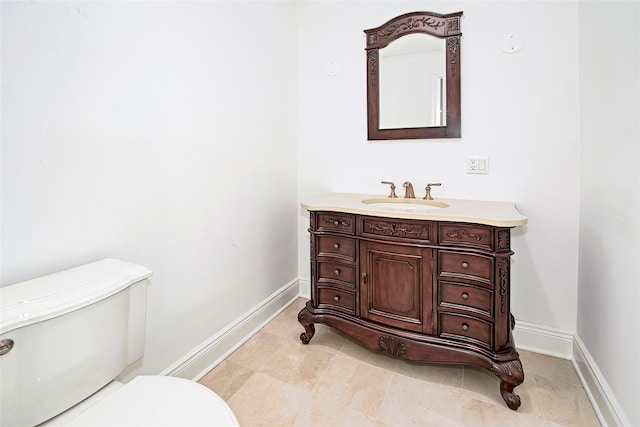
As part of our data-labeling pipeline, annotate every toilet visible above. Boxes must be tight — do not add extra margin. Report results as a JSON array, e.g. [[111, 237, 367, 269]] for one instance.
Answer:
[[0, 259, 239, 427]]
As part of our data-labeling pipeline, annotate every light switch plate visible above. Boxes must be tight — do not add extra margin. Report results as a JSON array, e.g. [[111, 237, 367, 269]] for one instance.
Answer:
[[467, 156, 489, 174]]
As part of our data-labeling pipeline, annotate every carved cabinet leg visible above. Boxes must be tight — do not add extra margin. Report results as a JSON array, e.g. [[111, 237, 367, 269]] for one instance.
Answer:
[[490, 359, 524, 410], [297, 306, 316, 344]]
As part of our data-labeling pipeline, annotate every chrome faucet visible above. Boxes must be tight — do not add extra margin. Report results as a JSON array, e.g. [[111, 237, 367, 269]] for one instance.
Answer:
[[424, 183, 442, 200], [403, 181, 415, 199]]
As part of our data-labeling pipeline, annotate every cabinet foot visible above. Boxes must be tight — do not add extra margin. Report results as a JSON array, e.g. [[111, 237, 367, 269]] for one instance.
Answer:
[[490, 359, 524, 410], [297, 305, 316, 344]]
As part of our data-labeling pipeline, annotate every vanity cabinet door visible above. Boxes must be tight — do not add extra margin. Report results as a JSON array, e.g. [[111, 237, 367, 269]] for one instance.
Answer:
[[360, 241, 434, 334]]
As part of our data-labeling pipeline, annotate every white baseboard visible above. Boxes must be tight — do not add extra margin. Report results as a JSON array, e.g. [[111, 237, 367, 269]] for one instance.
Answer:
[[298, 278, 310, 299], [512, 319, 574, 359], [572, 336, 629, 427], [161, 279, 300, 381]]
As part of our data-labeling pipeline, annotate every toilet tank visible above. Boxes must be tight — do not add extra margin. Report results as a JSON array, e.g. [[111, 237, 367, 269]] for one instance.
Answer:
[[0, 259, 152, 427]]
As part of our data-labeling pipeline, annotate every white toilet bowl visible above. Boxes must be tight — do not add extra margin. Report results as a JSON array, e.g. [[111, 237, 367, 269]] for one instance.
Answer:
[[45, 376, 239, 426]]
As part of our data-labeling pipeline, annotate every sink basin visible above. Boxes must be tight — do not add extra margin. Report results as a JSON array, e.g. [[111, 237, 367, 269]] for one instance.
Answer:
[[361, 198, 449, 211]]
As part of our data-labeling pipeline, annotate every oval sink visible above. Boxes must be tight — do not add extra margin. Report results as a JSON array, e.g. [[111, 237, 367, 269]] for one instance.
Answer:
[[361, 198, 449, 211]]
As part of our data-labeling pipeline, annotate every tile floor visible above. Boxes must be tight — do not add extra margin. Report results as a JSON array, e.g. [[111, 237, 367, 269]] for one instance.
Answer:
[[199, 298, 601, 426]]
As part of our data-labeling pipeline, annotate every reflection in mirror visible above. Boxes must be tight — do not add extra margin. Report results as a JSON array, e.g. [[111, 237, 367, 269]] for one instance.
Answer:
[[365, 11, 463, 140], [379, 34, 446, 128]]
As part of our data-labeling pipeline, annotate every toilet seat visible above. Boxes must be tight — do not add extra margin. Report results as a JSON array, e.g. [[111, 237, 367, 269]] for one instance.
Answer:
[[60, 376, 239, 426]]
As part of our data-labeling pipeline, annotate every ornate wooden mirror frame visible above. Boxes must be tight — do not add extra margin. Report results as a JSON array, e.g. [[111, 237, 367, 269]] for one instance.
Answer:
[[365, 11, 463, 140]]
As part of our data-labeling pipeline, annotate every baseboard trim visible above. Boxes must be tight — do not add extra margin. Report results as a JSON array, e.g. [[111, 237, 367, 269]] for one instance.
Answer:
[[298, 278, 310, 299], [161, 279, 300, 381], [512, 319, 574, 359], [572, 336, 628, 427]]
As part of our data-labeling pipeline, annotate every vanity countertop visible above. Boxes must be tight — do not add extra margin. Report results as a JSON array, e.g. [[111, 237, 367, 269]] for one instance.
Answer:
[[302, 192, 528, 227]]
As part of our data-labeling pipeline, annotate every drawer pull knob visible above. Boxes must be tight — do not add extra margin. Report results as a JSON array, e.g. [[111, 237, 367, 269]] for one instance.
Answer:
[[333, 243, 340, 249], [333, 220, 340, 226], [461, 262, 469, 269], [334, 295, 340, 302], [462, 323, 469, 332], [334, 269, 340, 275], [461, 292, 469, 300]]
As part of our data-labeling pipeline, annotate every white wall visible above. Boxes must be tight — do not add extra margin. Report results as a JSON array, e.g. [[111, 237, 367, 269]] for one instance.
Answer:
[[1, 1, 299, 377], [297, 1, 581, 334], [577, 2, 640, 426]]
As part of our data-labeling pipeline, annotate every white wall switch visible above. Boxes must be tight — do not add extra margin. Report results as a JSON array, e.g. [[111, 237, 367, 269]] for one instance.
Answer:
[[467, 156, 489, 174]]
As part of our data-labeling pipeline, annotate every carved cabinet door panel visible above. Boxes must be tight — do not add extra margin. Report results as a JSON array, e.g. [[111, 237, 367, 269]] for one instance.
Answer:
[[360, 241, 434, 334]]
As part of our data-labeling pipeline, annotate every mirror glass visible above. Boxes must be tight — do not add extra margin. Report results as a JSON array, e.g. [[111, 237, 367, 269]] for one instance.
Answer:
[[365, 11, 463, 140], [379, 34, 446, 128]]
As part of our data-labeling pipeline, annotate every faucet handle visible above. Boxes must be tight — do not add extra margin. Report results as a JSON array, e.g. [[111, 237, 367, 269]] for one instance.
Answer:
[[381, 181, 398, 198], [424, 183, 442, 200]]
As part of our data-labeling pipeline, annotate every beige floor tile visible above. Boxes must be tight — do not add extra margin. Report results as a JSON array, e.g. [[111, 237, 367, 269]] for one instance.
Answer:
[[377, 373, 463, 426], [258, 339, 335, 390], [304, 355, 393, 425], [312, 353, 359, 397], [521, 350, 582, 386], [341, 362, 395, 418], [197, 300, 601, 427], [460, 395, 549, 427], [535, 375, 601, 426], [198, 359, 254, 401], [227, 371, 311, 426], [292, 391, 377, 427], [225, 330, 288, 371]]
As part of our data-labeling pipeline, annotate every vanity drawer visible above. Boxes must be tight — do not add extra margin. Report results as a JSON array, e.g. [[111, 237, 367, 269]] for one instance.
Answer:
[[317, 261, 356, 288], [438, 251, 493, 285], [317, 286, 356, 315], [438, 281, 493, 317], [316, 236, 357, 262], [358, 216, 434, 243], [439, 313, 493, 349], [315, 212, 355, 235], [438, 223, 493, 251]]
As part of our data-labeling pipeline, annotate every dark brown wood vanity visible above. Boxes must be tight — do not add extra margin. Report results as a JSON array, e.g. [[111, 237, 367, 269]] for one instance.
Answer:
[[298, 193, 527, 410]]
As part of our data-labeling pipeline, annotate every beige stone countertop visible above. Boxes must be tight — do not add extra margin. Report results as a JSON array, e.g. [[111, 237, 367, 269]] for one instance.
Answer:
[[301, 192, 528, 227]]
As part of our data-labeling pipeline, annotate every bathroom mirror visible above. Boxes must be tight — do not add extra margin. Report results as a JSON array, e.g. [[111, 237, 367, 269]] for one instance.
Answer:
[[365, 11, 463, 140]]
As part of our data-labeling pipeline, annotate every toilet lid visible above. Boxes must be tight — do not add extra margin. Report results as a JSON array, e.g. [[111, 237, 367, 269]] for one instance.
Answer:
[[66, 376, 239, 426]]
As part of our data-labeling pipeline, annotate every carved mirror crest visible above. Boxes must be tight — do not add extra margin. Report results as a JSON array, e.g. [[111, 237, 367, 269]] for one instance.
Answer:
[[365, 11, 463, 140]]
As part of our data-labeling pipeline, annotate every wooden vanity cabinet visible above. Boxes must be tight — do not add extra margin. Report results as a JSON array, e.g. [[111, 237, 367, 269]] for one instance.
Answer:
[[299, 211, 524, 410]]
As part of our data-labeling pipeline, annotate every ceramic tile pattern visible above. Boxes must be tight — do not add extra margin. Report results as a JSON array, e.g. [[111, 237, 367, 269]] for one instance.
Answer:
[[199, 299, 601, 427]]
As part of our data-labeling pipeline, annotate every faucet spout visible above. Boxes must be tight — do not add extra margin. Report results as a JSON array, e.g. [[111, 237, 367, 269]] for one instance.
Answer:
[[403, 181, 416, 199]]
